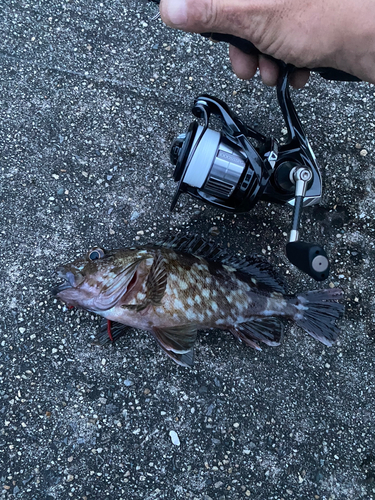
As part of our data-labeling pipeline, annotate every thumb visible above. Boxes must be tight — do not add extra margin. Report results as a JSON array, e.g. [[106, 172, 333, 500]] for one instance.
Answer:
[[159, 0, 228, 33]]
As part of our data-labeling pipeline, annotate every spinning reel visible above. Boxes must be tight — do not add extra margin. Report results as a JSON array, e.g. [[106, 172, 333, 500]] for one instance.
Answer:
[[169, 65, 330, 281], [146, 0, 360, 281]]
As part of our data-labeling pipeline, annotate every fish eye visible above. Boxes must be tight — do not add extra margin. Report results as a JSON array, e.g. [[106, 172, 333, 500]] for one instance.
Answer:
[[88, 248, 105, 261]]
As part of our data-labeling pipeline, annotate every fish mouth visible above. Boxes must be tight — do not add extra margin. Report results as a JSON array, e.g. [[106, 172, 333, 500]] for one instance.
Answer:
[[51, 269, 79, 296]]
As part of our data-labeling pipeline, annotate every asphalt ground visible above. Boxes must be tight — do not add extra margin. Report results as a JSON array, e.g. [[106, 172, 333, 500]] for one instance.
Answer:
[[1, 1, 375, 499]]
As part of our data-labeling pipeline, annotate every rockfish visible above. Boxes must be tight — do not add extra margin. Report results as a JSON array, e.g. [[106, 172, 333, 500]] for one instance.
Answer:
[[53, 236, 344, 367]]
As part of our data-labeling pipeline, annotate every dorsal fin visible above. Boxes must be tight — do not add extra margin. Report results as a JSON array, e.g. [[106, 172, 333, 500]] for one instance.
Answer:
[[220, 254, 288, 294], [158, 234, 225, 261], [158, 234, 287, 294]]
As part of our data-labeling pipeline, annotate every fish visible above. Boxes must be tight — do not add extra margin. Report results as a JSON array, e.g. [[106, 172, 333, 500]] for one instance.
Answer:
[[52, 235, 344, 367]]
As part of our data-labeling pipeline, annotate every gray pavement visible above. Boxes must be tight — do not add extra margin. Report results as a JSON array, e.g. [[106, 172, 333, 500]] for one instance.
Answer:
[[1, 1, 375, 499]]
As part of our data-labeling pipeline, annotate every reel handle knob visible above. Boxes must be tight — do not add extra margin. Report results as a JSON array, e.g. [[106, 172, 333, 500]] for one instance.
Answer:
[[286, 241, 330, 281]]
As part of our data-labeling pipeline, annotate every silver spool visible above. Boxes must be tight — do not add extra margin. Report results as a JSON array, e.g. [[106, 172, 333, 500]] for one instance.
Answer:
[[183, 125, 247, 198]]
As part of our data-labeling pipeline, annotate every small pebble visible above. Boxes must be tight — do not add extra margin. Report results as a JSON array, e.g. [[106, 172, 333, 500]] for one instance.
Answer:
[[209, 226, 220, 236], [169, 430, 180, 446]]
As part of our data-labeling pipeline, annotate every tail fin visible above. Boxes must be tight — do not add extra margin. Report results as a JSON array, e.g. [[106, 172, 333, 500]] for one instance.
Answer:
[[291, 288, 344, 346]]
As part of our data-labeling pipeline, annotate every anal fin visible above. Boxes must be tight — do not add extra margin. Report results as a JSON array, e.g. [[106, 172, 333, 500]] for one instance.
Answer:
[[231, 318, 284, 350]]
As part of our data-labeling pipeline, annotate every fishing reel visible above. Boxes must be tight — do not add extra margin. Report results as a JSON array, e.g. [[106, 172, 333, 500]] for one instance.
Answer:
[[169, 65, 330, 281]]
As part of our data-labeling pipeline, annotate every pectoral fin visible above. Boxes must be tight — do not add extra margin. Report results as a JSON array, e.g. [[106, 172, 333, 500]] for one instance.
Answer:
[[152, 325, 197, 367], [146, 253, 168, 305], [121, 253, 167, 312], [231, 318, 284, 350]]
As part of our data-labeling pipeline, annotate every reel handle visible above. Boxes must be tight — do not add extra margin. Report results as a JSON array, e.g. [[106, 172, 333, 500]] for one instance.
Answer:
[[286, 242, 330, 281], [286, 167, 330, 281]]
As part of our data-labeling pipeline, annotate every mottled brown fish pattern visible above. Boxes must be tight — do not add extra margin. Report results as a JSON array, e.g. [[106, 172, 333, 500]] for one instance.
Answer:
[[53, 236, 344, 367]]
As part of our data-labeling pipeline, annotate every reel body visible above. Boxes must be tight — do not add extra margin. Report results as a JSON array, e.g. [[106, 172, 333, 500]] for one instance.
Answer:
[[169, 66, 330, 281]]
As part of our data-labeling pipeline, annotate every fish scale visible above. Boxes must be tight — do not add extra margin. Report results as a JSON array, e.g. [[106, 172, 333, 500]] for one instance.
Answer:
[[163, 258, 249, 326], [53, 236, 344, 367]]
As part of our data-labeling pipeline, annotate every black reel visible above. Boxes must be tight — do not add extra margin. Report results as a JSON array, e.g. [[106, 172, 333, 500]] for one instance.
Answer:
[[169, 65, 330, 281]]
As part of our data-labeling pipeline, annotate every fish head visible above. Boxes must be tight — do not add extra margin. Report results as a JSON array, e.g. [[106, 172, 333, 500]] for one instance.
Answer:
[[53, 247, 155, 312]]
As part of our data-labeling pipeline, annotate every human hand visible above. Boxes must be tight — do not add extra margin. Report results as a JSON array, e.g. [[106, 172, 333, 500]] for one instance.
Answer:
[[159, 0, 375, 87]]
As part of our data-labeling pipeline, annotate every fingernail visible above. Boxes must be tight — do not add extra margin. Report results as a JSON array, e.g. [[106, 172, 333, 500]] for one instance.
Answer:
[[163, 0, 188, 27]]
